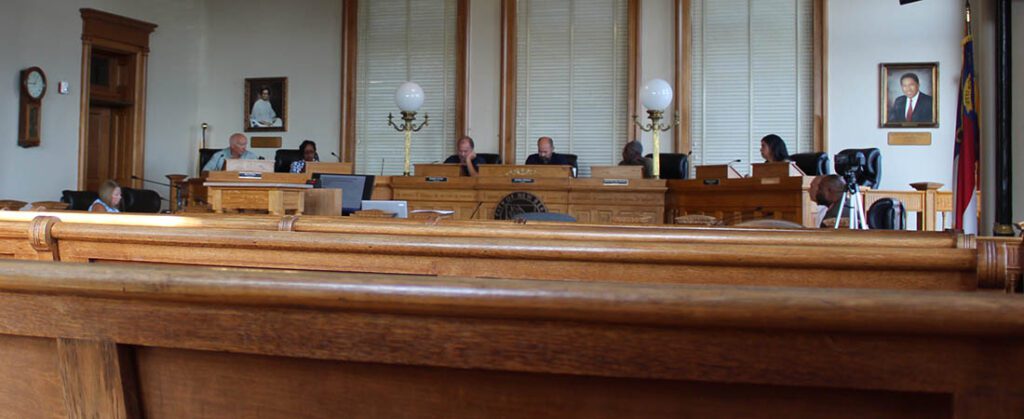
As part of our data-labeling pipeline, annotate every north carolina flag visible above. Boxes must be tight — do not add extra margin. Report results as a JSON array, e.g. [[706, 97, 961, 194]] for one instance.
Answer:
[[953, 17, 979, 234]]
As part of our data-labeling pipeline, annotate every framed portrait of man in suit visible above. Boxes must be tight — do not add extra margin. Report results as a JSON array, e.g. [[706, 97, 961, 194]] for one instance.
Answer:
[[880, 63, 938, 128]]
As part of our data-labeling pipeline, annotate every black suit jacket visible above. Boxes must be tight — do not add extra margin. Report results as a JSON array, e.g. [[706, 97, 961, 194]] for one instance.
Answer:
[[525, 153, 570, 166], [888, 93, 933, 123], [444, 155, 485, 176]]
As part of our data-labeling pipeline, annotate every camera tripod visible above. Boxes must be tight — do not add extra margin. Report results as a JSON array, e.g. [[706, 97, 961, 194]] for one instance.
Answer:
[[833, 172, 868, 230]]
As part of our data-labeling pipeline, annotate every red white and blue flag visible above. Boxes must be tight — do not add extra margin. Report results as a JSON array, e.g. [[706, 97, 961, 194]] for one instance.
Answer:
[[953, 8, 979, 234]]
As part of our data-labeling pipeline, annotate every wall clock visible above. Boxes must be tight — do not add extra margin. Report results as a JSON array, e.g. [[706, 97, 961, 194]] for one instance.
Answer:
[[19, 67, 46, 148]]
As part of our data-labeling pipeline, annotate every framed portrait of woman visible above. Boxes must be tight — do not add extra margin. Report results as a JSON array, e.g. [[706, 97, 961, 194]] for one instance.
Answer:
[[244, 77, 288, 132]]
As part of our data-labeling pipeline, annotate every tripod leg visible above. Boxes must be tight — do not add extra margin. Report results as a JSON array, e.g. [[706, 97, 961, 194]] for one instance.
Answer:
[[834, 192, 848, 230]]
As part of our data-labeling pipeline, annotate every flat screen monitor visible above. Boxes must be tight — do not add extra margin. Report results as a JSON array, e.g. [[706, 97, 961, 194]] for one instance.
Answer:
[[313, 174, 376, 215]]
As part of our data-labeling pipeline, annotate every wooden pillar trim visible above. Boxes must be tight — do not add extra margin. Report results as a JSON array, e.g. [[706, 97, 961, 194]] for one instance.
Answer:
[[813, 0, 827, 153], [499, 0, 517, 163], [993, 0, 1014, 236], [57, 339, 141, 419], [341, 0, 359, 165], [456, 0, 470, 138], [627, 0, 641, 143], [674, 0, 692, 154]]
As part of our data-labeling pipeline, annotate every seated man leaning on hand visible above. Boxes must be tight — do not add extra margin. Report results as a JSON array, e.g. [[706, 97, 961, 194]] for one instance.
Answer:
[[443, 136, 485, 177], [808, 175, 853, 228], [203, 133, 260, 171], [525, 136, 570, 166]]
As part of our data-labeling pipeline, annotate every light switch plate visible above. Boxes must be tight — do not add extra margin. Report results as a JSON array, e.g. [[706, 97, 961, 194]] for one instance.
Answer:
[[58, 81, 69, 95]]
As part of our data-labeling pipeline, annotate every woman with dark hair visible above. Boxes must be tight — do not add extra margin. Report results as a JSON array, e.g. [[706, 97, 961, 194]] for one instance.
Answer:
[[760, 134, 790, 163], [290, 140, 319, 173], [89, 180, 121, 213], [618, 140, 654, 178]]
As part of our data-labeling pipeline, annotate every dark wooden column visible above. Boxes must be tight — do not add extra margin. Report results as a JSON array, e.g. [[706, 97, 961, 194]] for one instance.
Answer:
[[993, 0, 1014, 236]]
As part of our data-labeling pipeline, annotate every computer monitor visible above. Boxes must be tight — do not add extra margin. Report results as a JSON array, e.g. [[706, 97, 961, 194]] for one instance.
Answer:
[[313, 174, 376, 215]]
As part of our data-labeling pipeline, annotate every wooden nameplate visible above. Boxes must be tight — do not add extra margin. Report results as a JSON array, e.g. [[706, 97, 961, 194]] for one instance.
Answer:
[[590, 166, 643, 180], [696, 164, 742, 180], [752, 162, 804, 178], [478, 165, 572, 178], [225, 159, 274, 173]]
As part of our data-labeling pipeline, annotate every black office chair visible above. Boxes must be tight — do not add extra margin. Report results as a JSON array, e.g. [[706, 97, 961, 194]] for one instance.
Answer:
[[274, 149, 305, 173], [121, 188, 162, 213], [839, 148, 882, 188], [867, 198, 906, 230], [477, 153, 502, 164], [563, 154, 579, 177], [789, 152, 831, 175], [645, 153, 689, 179], [199, 148, 221, 171], [61, 190, 101, 211]]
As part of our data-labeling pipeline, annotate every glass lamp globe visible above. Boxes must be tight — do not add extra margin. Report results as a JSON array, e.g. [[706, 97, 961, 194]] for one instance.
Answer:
[[640, 79, 673, 112], [395, 82, 425, 112]]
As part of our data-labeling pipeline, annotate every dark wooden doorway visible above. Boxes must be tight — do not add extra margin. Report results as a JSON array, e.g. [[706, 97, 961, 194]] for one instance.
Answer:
[[84, 49, 136, 191], [78, 9, 156, 191]]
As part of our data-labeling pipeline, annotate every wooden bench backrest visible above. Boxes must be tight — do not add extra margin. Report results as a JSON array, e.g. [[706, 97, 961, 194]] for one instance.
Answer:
[[0, 260, 1022, 418]]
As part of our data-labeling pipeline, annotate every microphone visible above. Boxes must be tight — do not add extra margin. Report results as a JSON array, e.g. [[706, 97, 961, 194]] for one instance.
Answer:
[[331, 152, 342, 162], [380, 158, 385, 176], [469, 202, 484, 219], [131, 175, 171, 188]]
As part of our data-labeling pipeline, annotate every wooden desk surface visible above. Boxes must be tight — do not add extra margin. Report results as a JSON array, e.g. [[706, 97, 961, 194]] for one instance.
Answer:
[[667, 176, 815, 227], [386, 176, 666, 224]]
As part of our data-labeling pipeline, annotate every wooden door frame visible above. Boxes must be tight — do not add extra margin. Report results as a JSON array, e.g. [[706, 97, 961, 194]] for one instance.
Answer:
[[78, 9, 156, 190]]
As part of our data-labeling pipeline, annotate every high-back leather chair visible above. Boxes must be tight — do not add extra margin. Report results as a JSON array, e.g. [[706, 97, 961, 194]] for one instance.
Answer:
[[477, 153, 502, 165], [790, 152, 831, 175], [121, 188, 162, 213], [199, 148, 221, 171], [867, 198, 906, 230], [274, 149, 305, 173], [645, 153, 689, 179], [563, 154, 579, 177], [61, 190, 101, 211]]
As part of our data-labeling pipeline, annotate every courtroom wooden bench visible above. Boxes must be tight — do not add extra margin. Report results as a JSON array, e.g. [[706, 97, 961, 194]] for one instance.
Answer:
[[0, 260, 1022, 418], [2, 215, 1018, 292]]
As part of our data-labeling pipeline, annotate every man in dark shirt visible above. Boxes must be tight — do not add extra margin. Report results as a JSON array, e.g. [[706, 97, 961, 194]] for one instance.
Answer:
[[443, 136, 485, 177], [525, 136, 570, 166], [808, 175, 852, 227]]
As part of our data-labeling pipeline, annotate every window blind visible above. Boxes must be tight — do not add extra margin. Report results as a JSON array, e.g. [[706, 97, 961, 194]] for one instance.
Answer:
[[515, 0, 629, 177], [356, 0, 457, 175], [691, 0, 814, 176]]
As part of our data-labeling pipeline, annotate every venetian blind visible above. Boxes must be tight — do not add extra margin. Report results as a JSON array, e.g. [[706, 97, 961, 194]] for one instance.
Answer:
[[356, 0, 457, 175], [515, 0, 629, 177], [690, 0, 814, 176]]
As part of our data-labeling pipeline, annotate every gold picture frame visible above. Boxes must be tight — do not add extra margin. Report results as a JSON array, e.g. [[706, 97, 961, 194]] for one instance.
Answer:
[[880, 62, 938, 128], [244, 77, 288, 132]]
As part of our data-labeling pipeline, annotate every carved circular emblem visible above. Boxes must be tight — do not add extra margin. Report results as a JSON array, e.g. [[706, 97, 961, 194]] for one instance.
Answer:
[[494, 192, 546, 220]]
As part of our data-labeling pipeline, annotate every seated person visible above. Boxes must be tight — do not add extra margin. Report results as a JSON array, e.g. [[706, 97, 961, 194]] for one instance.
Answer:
[[618, 140, 654, 179], [525, 136, 570, 166], [89, 180, 121, 213], [202, 133, 260, 171], [290, 140, 319, 173], [808, 175, 852, 227], [443, 136, 485, 177], [760, 134, 790, 163]]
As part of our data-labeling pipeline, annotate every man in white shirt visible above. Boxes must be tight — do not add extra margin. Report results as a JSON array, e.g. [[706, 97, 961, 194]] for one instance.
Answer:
[[887, 73, 933, 123], [250, 87, 283, 128], [203, 133, 260, 171]]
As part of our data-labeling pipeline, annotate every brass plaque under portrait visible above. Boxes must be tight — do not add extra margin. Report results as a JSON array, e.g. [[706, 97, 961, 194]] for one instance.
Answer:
[[250, 136, 282, 148], [887, 132, 932, 146]]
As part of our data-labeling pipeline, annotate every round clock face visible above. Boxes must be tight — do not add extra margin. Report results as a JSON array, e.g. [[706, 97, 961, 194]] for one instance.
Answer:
[[26, 70, 45, 99]]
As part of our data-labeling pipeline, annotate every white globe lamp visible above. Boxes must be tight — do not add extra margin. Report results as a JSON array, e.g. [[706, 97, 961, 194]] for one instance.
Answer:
[[395, 82, 425, 112], [640, 78, 673, 112]]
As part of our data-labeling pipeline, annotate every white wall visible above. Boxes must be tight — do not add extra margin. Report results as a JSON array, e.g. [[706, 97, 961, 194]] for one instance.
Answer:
[[828, 0, 964, 191], [466, 0, 502, 154], [198, 0, 341, 163], [0, 0, 203, 203]]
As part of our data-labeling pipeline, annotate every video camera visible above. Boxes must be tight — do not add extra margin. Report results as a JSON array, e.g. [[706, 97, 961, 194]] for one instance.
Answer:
[[833, 148, 881, 189]]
